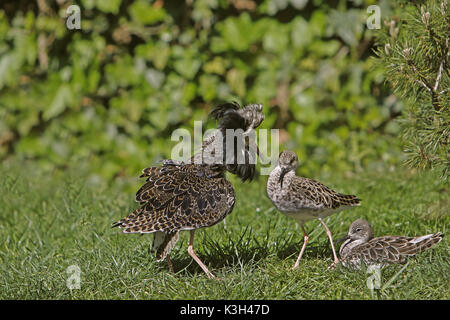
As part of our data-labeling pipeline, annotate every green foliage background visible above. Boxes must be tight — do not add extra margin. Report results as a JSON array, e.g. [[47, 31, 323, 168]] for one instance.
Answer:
[[0, 0, 405, 186]]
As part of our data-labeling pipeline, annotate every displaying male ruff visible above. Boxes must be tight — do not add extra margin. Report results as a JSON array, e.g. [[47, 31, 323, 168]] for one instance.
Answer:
[[112, 102, 264, 279], [267, 150, 360, 269], [338, 219, 444, 269]]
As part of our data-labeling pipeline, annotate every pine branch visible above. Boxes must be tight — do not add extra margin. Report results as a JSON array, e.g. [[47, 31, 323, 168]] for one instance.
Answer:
[[376, 0, 449, 180]]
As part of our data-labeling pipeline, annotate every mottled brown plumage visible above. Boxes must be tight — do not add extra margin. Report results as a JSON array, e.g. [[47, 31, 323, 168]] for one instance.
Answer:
[[267, 150, 361, 269], [114, 163, 235, 234], [339, 219, 444, 269], [113, 102, 264, 278]]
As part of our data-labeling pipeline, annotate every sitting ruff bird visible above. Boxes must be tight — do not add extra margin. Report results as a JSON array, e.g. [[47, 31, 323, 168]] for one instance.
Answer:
[[267, 150, 361, 269], [112, 102, 264, 278], [338, 219, 444, 269]]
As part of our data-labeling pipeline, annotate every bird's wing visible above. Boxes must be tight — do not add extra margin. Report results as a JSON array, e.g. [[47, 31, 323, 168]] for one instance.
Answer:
[[288, 177, 361, 210], [349, 233, 444, 265], [349, 237, 408, 265], [112, 163, 234, 233], [135, 162, 184, 206]]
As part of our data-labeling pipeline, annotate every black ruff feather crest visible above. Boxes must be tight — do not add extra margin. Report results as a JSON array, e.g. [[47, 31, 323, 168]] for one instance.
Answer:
[[209, 102, 264, 182]]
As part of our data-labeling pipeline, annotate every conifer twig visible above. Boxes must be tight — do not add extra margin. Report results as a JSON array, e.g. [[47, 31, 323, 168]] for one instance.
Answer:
[[433, 61, 444, 91]]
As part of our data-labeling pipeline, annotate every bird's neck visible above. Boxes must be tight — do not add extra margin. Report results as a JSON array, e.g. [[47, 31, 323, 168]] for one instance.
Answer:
[[268, 166, 281, 186], [339, 238, 368, 258], [268, 166, 296, 193], [269, 165, 281, 177]]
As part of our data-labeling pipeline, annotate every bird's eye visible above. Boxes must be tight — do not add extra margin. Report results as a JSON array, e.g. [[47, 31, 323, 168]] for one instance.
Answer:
[[355, 228, 361, 232]]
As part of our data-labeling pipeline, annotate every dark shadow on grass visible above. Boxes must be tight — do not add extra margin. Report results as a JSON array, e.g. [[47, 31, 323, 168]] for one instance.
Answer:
[[274, 241, 334, 261], [154, 228, 338, 276]]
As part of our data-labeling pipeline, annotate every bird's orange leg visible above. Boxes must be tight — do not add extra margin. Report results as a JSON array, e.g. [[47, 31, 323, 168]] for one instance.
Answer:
[[318, 218, 340, 264], [187, 230, 216, 279], [292, 224, 309, 270]]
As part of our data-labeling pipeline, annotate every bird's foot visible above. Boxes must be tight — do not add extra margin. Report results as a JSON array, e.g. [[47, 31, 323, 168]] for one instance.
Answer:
[[206, 271, 219, 280], [328, 261, 339, 270]]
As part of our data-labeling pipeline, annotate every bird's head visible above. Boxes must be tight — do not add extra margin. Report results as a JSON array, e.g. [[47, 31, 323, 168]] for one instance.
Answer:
[[277, 150, 298, 188], [210, 102, 264, 133], [343, 219, 374, 243], [209, 102, 265, 182]]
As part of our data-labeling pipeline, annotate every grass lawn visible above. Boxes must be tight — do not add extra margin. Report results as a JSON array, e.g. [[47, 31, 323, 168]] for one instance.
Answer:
[[0, 162, 448, 300]]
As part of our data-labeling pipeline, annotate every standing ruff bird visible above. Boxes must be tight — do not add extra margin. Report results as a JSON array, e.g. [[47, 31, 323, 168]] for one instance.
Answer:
[[267, 150, 361, 269], [112, 102, 264, 278], [339, 219, 444, 269]]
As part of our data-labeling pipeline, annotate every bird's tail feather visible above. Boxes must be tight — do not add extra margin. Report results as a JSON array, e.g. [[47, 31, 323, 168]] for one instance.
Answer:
[[336, 194, 361, 207], [401, 232, 444, 256], [111, 208, 143, 228]]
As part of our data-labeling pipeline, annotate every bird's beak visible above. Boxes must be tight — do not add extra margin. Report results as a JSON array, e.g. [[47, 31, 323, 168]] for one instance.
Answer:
[[278, 168, 287, 189], [336, 235, 350, 244]]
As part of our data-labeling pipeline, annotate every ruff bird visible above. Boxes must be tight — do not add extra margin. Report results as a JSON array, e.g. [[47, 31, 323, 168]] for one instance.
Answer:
[[338, 219, 444, 269], [113, 102, 264, 278], [267, 150, 361, 269]]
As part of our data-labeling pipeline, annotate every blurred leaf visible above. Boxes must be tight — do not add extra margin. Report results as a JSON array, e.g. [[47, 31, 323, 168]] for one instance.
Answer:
[[328, 9, 364, 46], [129, 0, 167, 25], [290, 0, 308, 10], [203, 57, 228, 75], [145, 68, 165, 89], [199, 74, 219, 101], [226, 68, 246, 97], [43, 85, 73, 121], [174, 56, 202, 80], [216, 13, 263, 52], [263, 23, 289, 53], [96, 0, 122, 14], [291, 17, 312, 49], [136, 42, 171, 70]]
